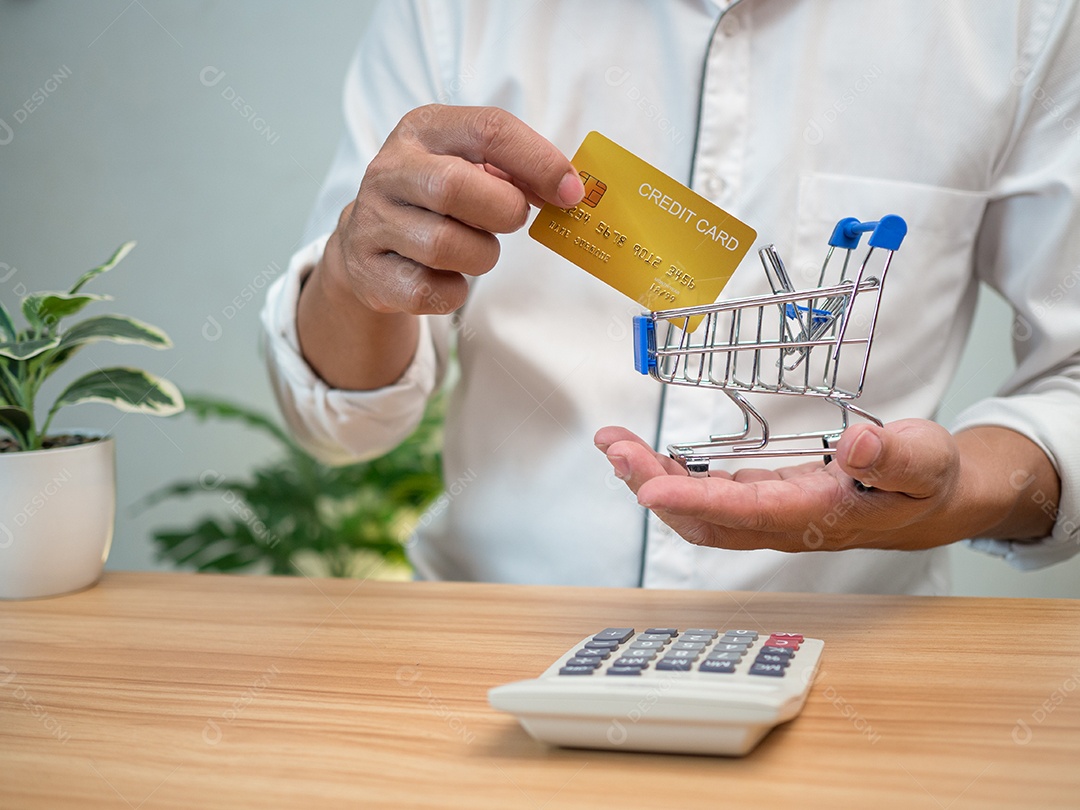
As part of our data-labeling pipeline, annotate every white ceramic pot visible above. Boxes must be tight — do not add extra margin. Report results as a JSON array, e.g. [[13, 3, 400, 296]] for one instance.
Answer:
[[0, 436, 115, 599]]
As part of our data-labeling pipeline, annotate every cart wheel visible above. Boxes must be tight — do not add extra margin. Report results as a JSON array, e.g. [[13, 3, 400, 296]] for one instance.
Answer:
[[683, 460, 711, 477]]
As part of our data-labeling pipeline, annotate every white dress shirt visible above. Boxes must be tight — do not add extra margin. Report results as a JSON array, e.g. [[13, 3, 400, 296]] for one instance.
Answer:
[[262, 0, 1080, 594]]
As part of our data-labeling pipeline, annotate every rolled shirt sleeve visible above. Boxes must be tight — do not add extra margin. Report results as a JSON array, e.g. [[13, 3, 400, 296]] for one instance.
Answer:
[[952, 8, 1080, 569], [261, 236, 448, 465]]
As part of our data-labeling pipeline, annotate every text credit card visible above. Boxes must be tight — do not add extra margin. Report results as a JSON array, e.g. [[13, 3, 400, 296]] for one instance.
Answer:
[[530, 131, 756, 322]]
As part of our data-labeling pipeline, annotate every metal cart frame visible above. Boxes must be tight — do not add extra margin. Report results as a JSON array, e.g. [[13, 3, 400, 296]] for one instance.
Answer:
[[633, 215, 907, 476]]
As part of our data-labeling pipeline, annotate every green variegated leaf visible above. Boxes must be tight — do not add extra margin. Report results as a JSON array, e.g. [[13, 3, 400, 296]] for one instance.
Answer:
[[22, 292, 110, 334], [0, 406, 32, 447], [69, 241, 136, 294], [56, 315, 171, 354], [0, 299, 14, 341], [0, 336, 60, 360], [53, 367, 185, 416]]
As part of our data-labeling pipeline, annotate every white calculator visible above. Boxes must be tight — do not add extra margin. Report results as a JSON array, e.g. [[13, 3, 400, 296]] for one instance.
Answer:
[[488, 627, 823, 756]]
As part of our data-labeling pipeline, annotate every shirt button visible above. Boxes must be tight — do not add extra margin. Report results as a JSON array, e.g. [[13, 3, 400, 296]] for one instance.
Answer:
[[720, 14, 741, 37], [703, 175, 726, 198]]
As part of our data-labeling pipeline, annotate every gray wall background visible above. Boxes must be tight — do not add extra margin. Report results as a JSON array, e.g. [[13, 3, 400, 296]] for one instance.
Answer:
[[2, 0, 1077, 597]]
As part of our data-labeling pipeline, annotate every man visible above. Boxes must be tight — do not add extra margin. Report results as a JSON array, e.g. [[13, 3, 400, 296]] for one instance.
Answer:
[[262, 1, 1080, 592]]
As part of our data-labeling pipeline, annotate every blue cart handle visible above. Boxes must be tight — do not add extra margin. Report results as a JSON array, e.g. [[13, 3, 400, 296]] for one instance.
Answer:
[[828, 215, 907, 251], [633, 315, 656, 375]]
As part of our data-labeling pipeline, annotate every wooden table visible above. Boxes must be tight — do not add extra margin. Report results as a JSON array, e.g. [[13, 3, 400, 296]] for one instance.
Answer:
[[2, 573, 1079, 808]]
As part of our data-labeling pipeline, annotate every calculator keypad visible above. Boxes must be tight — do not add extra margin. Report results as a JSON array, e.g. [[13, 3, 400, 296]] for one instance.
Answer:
[[558, 628, 807, 678]]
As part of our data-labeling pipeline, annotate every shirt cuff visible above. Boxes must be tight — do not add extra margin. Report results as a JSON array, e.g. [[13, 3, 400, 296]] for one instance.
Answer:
[[951, 391, 1080, 570], [260, 236, 439, 464]]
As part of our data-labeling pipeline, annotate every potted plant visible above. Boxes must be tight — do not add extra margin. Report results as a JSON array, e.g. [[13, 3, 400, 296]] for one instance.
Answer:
[[0, 242, 183, 599], [140, 394, 444, 580]]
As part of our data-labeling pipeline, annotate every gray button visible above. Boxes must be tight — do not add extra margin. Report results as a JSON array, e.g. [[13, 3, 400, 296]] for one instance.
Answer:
[[723, 629, 759, 639], [585, 640, 621, 650], [713, 643, 749, 653], [671, 641, 707, 651]]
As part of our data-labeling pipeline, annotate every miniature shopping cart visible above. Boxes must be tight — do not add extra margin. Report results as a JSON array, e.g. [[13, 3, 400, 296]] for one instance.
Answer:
[[633, 215, 907, 476]]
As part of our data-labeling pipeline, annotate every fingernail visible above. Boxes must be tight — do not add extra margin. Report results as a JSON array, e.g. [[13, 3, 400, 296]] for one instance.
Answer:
[[557, 170, 584, 206], [594, 440, 610, 453], [608, 454, 630, 480], [848, 431, 883, 470]]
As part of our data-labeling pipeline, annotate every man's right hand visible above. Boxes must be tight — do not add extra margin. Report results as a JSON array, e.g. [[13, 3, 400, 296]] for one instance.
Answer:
[[297, 105, 583, 390]]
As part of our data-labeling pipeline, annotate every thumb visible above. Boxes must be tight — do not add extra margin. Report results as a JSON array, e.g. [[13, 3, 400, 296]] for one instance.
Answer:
[[835, 420, 958, 498]]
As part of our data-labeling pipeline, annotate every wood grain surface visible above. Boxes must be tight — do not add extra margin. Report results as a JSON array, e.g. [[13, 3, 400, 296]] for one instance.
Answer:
[[1, 572, 1078, 809]]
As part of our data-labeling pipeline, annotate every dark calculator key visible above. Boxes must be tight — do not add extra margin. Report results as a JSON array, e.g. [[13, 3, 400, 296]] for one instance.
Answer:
[[699, 659, 737, 674], [629, 640, 665, 649], [585, 639, 621, 650], [759, 646, 796, 658], [565, 657, 602, 668], [706, 651, 743, 662], [754, 653, 791, 666], [606, 666, 644, 676], [749, 662, 787, 677], [644, 628, 678, 636], [656, 658, 694, 671], [680, 634, 715, 644], [636, 633, 673, 643], [615, 657, 652, 668], [667, 649, 702, 660], [683, 629, 718, 638], [622, 648, 657, 659], [559, 666, 596, 675], [593, 628, 635, 643], [574, 648, 610, 659], [723, 629, 759, 639]]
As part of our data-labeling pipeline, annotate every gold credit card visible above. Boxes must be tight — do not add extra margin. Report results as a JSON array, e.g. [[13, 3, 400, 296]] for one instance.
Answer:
[[530, 131, 756, 322]]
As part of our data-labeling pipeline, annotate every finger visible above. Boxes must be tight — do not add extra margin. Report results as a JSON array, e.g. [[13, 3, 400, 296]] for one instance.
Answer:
[[596, 427, 689, 478], [380, 151, 533, 234], [372, 203, 501, 277], [484, 164, 546, 209], [603, 438, 689, 491], [835, 420, 958, 499], [594, 425, 651, 453], [406, 105, 584, 208], [355, 252, 470, 315]]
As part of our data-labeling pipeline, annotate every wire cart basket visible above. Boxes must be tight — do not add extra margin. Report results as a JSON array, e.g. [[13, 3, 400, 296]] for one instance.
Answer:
[[633, 215, 907, 476]]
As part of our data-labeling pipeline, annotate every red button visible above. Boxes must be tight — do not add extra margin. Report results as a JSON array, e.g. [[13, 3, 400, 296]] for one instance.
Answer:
[[765, 637, 801, 649], [770, 633, 804, 641]]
